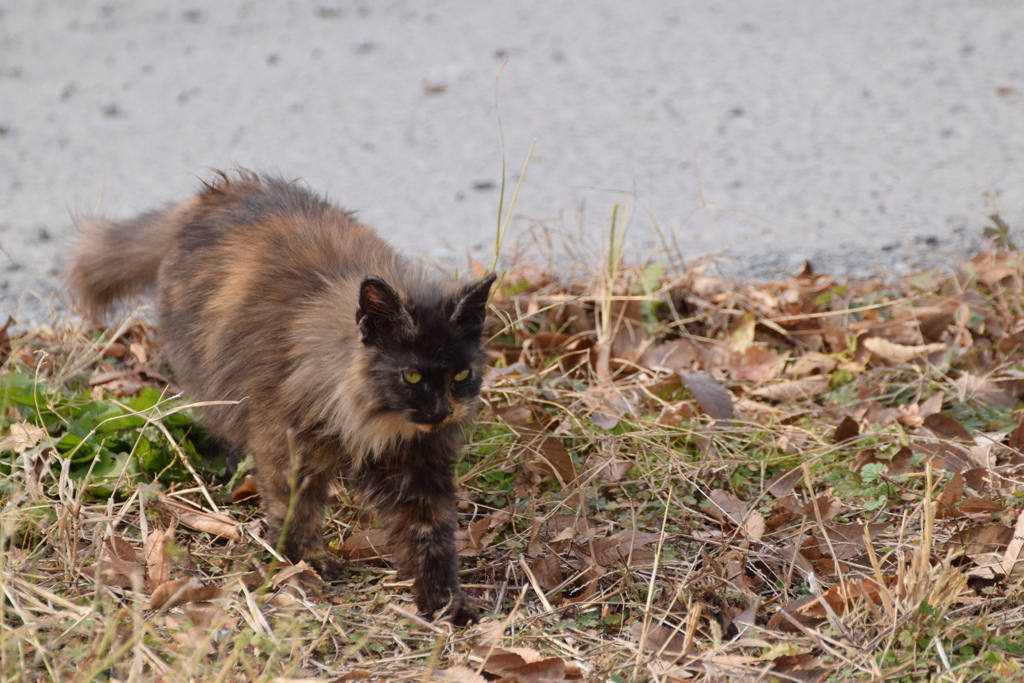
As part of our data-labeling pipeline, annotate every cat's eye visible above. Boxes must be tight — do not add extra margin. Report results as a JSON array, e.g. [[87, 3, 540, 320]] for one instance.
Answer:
[[453, 369, 471, 382], [403, 370, 423, 384]]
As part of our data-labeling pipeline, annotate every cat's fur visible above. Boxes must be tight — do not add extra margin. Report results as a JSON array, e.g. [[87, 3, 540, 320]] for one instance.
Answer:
[[68, 171, 494, 624]]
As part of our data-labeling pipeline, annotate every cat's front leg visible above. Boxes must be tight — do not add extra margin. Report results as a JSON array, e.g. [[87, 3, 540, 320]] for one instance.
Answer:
[[355, 460, 477, 625], [258, 455, 345, 580]]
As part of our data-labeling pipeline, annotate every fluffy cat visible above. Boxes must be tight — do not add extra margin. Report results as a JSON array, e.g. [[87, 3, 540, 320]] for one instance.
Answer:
[[68, 171, 495, 624]]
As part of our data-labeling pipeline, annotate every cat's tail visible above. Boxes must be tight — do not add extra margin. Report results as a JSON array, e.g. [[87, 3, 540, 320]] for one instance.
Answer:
[[67, 198, 196, 316]]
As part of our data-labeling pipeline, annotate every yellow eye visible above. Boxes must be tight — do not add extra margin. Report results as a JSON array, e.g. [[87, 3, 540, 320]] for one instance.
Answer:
[[453, 369, 471, 382], [403, 370, 423, 384]]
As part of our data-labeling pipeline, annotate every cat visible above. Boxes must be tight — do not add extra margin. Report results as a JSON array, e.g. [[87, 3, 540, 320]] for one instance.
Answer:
[[68, 171, 495, 625]]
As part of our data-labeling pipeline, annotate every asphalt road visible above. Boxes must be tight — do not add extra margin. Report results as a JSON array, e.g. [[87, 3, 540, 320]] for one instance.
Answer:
[[2, 1, 1023, 320]]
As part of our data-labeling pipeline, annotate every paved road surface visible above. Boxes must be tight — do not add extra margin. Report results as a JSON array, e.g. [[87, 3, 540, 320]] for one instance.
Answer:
[[2, 1, 1022, 319]]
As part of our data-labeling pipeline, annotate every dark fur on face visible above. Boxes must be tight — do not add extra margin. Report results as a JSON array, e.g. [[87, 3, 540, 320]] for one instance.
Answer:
[[67, 172, 495, 625]]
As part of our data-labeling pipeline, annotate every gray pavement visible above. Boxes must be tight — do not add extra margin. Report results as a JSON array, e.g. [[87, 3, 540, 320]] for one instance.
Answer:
[[2, 1, 1023, 320]]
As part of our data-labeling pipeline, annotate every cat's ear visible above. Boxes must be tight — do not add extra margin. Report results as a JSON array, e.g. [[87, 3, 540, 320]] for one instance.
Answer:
[[449, 273, 496, 336], [357, 276, 412, 342]]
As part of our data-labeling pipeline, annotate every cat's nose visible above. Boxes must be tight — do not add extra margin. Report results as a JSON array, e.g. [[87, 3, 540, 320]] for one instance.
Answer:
[[426, 396, 452, 423]]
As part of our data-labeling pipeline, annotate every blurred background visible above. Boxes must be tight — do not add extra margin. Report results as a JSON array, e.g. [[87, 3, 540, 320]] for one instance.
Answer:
[[2, 1, 1022, 318]]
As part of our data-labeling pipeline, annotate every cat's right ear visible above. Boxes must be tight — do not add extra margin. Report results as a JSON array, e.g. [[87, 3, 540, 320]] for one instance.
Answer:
[[357, 276, 412, 343]]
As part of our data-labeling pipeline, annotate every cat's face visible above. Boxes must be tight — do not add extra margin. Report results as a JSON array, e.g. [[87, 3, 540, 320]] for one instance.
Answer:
[[357, 274, 495, 431]]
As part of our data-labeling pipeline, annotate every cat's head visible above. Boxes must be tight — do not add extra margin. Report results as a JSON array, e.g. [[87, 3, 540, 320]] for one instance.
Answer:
[[356, 273, 496, 431]]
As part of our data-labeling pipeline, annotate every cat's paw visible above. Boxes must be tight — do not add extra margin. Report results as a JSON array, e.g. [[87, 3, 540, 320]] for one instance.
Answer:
[[305, 553, 346, 582], [419, 589, 478, 626], [448, 591, 479, 627]]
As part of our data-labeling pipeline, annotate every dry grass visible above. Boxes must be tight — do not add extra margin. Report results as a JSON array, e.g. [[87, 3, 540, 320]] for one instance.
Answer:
[[3, 225, 1024, 682]]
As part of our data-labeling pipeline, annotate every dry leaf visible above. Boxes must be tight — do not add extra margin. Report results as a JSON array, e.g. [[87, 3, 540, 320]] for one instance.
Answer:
[[0, 422, 47, 454], [832, 415, 860, 443], [271, 560, 325, 592], [862, 336, 946, 364], [923, 412, 973, 443], [435, 667, 489, 683], [589, 530, 661, 568], [748, 377, 828, 403], [456, 512, 510, 556], [955, 373, 1017, 408], [708, 489, 765, 542], [176, 511, 241, 543], [150, 577, 202, 610], [682, 373, 734, 420], [341, 529, 393, 560], [231, 474, 260, 503], [498, 406, 577, 486], [183, 601, 230, 628], [143, 523, 175, 589]]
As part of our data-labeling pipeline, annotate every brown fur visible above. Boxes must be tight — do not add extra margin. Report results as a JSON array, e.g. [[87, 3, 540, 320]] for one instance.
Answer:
[[67, 172, 494, 624]]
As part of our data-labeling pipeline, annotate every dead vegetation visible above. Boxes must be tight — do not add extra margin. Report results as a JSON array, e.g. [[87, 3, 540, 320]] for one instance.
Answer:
[[3, 223, 1024, 681]]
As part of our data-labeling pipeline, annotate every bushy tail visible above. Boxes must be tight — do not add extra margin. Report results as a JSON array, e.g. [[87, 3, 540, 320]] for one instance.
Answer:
[[67, 199, 195, 316]]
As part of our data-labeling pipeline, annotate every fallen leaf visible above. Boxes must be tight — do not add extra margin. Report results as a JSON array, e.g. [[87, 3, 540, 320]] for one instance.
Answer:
[[143, 523, 175, 589], [862, 336, 946, 364], [0, 422, 46, 454], [832, 415, 860, 443], [682, 373, 734, 420], [936, 471, 965, 517], [434, 667, 489, 683], [748, 377, 829, 403], [589, 530, 661, 568], [498, 406, 577, 486], [341, 529, 393, 560], [270, 560, 325, 592], [456, 512, 510, 556], [923, 413, 973, 443], [708, 489, 765, 542], [231, 474, 260, 503], [955, 373, 1017, 408]]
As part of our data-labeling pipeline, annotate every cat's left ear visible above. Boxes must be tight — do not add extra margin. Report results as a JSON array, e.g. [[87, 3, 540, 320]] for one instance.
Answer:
[[449, 273, 496, 336]]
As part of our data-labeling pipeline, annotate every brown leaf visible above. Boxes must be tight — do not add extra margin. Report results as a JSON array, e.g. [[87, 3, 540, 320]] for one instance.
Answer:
[[748, 377, 828, 403], [923, 413, 973, 443], [772, 653, 828, 683], [231, 474, 260, 503], [731, 346, 786, 382], [956, 372, 1018, 408], [435, 667, 490, 683], [707, 489, 765, 541], [497, 406, 577, 486], [1009, 416, 1024, 454], [796, 495, 842, 522], [862, 336, 946, 364], [589, 530, 661, 568], [946, 524, 1014, 558], [341, 529, 393, 560], [682, 373, 734, 420], [143, 523, 175, 590], [832, 416, 860, 444], [183, 601, 231, 628], [0, 422, 46, 454], [270, 560, 325, 592], [150, 577, 200, 610], [456, 512, 510, 556], [936, 471, 965, 517], [528, 554, 563, 591]]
